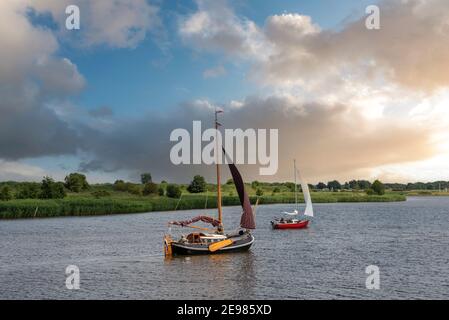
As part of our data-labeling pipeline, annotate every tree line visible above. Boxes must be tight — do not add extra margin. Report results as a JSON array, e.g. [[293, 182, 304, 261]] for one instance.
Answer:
[[1, 171, 448, 201]]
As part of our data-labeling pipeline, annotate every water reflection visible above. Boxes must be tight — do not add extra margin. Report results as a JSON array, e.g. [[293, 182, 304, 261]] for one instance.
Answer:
[[163, 251, 255, 298]]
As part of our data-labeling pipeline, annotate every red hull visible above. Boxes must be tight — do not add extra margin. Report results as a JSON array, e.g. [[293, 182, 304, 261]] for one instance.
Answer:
[[272, 220, 309, 230]]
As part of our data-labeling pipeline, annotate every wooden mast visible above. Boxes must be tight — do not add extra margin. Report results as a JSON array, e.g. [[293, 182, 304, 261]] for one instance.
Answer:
[[215, 109, 223, 232]]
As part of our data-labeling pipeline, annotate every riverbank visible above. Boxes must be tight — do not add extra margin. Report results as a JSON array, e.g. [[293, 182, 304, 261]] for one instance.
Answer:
[[0, 192, 406, 219]]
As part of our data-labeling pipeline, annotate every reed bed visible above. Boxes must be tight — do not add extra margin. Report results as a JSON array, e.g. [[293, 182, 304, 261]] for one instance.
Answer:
[[0, 192, 406, 219]]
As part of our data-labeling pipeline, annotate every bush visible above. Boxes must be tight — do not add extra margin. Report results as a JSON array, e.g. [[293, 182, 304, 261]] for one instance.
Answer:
[[256, 188, 264, 196], [0, 186, 13, 201], [272, 187, 280, 193], [371, 180, 385, 195], [113, 180, 128, 192], [40, 177, 66, 199], [141, 173, 152, 184], [366, 188, 375, 195], [284, 182, 295, 192], [158, 187, 165, 196], [127, 185, 142, 196], [166, 184, 182, 198], [143, 183, 158, 196], [91, 190, 111, 198], [251, 181, 260, 189], [187, 175, 206, 193], [64, 173, 89, 192], [15, 183, 40, 199]]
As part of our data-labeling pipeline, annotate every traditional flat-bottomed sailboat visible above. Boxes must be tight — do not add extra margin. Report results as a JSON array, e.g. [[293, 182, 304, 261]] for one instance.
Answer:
[[271, 160, 314, 230], [164, 110, 256, 256]]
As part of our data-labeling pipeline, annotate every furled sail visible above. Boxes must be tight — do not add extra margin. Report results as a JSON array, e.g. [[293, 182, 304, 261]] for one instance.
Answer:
[[282, 210, 299, 216], [223, 149, 256, 229], [169, 215, 221, 227]]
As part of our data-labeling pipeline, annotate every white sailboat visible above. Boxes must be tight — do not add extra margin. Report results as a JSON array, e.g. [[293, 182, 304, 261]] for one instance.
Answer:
[[272, 160, 313, 229]]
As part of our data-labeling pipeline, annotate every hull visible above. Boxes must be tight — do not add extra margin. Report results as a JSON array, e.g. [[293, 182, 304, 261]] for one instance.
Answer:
[[272, 220, 309, 230], [171, 233, 254, 256]]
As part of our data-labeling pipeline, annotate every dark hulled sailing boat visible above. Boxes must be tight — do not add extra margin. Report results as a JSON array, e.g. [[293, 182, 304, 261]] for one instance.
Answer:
[[164, 111, 256, 256]]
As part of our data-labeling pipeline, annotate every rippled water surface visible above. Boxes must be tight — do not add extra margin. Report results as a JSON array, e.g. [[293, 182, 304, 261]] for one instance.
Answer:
[[1, 197, 448, 299]]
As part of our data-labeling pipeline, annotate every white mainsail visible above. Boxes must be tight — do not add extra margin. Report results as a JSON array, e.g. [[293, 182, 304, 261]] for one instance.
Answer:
[[282, 160, 313, 217], [296, 166, 314, 217], [281, 160, 314, 217]]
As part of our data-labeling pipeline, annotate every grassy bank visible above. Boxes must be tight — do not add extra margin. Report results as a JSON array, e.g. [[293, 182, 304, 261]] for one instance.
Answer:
[[0, 192, 406, 219]]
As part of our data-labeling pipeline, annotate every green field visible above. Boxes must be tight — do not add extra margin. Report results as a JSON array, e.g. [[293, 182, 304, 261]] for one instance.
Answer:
[[0, 189, 406, 219]]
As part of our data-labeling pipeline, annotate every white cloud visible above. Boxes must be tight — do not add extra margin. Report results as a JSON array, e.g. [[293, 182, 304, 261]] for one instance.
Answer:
[[175, 0, 449, 182], [203, 65, 226, 78], [179, 0, 270, 60], [31, 0, 160, 48], [0, 161, 46, 181]]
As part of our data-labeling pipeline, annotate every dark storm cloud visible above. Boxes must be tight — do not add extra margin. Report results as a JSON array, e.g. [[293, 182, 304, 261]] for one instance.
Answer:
[[0, 104, 82, 160], [78, 96, 436, 183], [88, 106, 114, 118]]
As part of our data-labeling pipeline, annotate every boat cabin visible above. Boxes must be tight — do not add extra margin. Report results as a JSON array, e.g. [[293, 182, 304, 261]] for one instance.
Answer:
[[184, 233, 227, 244]]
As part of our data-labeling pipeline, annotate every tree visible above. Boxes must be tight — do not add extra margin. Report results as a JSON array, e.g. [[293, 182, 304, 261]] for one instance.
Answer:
[[15, 183, 40, 199], [348, 180, 360, 190], [187, 175, 206, 193], [166, 184, 182, 198], [141, 173, 152, 184], [113, 180, 128, 192], [143, 182, 158, 196], [316, 182, 327, 190], [371, 180, 385, 195], [158, 186, 165, 196], [256, 188, 264, 196], [226, 178, 234, 185], [357, 180, 372, 190], [251, 181, 260, 189], [0, 186, 12, 201], [284, 182, 295, 192], [64, 173, 89, 192], [40, 177, 66, 199], [327, 180, 342, 191]]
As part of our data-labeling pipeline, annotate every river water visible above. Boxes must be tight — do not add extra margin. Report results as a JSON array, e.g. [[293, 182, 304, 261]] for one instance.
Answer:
[[1, 196, 448, 299]]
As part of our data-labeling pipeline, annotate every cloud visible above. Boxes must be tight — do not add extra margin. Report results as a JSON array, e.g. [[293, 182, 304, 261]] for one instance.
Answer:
[[30, 0, 161, 48], [78, 95, 436, 183], [88, 106, 114, 118], [180, 0, 449, 92], [256, 0, 449, 92], [0, 1, 85, 160], [179, 0, 268, 59], [203, 65, 227, 78], [0, 160, 46, 182]]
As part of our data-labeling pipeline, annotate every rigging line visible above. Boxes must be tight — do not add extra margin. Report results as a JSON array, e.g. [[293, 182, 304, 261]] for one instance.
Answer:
[[174, 193, 183, 211]]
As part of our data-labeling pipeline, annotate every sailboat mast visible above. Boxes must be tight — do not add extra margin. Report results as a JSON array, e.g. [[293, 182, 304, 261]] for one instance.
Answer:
[[294, 159, 298, 211], [215, 110, 223, 230]]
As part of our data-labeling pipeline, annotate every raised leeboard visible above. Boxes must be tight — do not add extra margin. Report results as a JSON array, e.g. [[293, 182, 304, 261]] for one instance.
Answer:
[[208, 239, 233, 252]]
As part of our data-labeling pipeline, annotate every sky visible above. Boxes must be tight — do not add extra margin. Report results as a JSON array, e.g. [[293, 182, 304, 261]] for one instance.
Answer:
[[1, 0, 449, 184]]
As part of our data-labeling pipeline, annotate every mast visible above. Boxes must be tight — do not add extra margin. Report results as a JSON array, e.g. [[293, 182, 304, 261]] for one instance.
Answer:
[[215, 109, 223, 231], [294, 159, 298, 212]]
